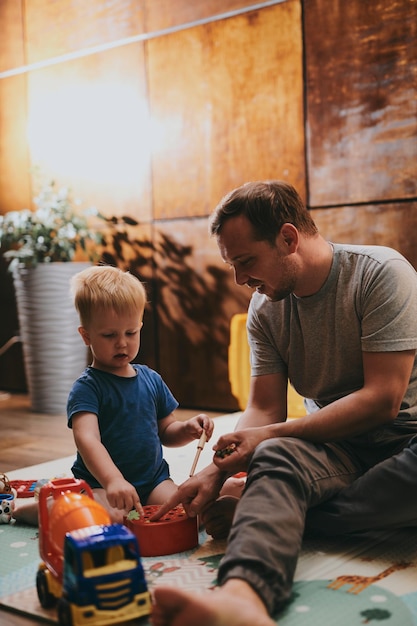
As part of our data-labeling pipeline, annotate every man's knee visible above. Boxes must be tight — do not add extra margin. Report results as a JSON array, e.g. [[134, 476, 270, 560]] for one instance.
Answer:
[[253, 437, 312, 465], [250, 437, 314, 480], [249, 438, 354, 505]]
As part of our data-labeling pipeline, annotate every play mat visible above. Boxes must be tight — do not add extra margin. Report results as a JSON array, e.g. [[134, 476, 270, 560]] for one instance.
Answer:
[[1, 412, 416, 625]]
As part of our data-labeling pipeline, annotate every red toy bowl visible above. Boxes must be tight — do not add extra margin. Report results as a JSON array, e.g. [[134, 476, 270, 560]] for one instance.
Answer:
[[124, 505, 198, 557]]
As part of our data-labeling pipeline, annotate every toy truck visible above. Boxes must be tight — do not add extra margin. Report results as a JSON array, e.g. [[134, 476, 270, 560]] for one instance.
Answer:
[[36, 477, 151, 626]]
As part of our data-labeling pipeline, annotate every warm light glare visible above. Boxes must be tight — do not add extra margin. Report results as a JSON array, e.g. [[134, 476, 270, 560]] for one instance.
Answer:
[[27, 81, 152, 190]]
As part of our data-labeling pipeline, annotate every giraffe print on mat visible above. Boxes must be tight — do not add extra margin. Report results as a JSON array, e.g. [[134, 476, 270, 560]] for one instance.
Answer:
[[327, 561, 412, 594]]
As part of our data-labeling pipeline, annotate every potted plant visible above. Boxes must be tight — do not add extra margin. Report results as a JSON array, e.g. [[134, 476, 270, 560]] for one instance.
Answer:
[[0, 181, 104, 414]]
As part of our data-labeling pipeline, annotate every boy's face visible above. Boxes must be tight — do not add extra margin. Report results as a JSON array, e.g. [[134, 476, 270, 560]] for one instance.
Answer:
[[78, 307, 143, 376]]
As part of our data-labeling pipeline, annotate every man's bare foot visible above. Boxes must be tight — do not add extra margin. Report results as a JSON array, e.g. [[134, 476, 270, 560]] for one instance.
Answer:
[[151, 580, 276, 626], [200, 496, 238, 539], [219, 475, 246, 499]]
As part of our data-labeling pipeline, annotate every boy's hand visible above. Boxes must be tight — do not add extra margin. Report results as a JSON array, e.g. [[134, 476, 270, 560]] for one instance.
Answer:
[[105, 476, 144, 517], [185, 413, 214, 441]]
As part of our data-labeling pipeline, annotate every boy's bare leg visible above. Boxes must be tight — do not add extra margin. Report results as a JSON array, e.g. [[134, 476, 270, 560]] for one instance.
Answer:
[[147, 478, 178, 505], [13, 499, 39, 526], [151, 579, 276, 626]]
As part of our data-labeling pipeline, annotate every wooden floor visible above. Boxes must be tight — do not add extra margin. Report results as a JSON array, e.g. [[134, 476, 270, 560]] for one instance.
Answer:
[[1, 392, 221, 473], [0, 391, 221, 625], [1, 392, 76, 473]]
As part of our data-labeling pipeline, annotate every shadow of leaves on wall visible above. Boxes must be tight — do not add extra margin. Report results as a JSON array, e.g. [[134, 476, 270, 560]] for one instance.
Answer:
[[99, 215, 248, 348]]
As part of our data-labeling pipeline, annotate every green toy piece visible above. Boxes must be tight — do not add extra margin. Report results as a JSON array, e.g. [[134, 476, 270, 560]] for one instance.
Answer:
[[127, 509, 141, 521]]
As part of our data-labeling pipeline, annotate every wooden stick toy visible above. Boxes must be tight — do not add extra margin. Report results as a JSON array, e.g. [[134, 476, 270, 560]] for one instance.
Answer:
[[189, 430, 207, 477]]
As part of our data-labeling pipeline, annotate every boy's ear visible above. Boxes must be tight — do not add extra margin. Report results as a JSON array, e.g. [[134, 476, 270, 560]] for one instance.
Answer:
[[78, 326, 90, 346]]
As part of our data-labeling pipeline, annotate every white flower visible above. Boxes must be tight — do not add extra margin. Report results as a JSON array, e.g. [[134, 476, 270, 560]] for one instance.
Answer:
[[0, 181, 104, 267]]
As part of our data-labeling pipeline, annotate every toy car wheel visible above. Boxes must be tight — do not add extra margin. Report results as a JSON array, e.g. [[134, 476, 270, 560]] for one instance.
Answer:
[[36, 569, 56, 609], [57, 597, 73, 626]]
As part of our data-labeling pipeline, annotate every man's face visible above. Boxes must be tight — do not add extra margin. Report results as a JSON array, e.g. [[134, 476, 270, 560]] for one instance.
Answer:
[[217, 214, 297, 301]]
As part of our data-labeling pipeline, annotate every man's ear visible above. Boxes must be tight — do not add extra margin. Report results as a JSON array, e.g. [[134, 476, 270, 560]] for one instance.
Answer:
[[78, 326, 90, 346], [280, 223, 298, 251]]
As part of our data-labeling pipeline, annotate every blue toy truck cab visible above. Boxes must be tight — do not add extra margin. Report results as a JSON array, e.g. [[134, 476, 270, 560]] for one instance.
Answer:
[[58, 523, 151, 625]]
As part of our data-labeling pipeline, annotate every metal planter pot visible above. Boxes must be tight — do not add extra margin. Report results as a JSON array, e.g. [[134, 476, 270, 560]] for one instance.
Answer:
[[12, 262, 89, 414]]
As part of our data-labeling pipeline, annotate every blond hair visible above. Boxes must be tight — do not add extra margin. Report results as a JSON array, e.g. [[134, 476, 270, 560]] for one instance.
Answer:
[[71, 265, 147, 327]]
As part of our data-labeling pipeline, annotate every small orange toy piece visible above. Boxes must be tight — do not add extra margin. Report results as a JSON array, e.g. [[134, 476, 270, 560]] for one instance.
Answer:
[[125, 505, 198, 557]]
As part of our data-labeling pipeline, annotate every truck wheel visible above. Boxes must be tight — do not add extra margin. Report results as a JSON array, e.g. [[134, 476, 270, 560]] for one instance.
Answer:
[[57, 598, 73, 626], [36, 569, 56, 608]]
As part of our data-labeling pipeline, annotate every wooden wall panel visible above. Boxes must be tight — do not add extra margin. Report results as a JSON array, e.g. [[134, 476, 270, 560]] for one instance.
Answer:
[[0, 75, 31, 213], [144, 0, 275, 31], [305, 0, 417, 206], [2, 0, 415, 409], [24, 0, 146, 64], [154, 218, 250, 410], [25, 43, 152, 220], [312, 202, 417, 269], [0, 0, 25, 72], [148, 1, 305, 220]]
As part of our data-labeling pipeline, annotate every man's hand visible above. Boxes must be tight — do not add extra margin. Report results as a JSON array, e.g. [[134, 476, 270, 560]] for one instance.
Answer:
[[150, 464, 226, 521], [213, 427, 272, 473]]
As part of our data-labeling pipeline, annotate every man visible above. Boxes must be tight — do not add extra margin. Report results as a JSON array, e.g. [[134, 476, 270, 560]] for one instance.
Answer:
[[150, 181, 417, 626]]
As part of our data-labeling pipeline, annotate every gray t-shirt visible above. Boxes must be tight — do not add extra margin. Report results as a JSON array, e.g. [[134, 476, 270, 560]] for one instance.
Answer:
[[247, 243, 417, 427]]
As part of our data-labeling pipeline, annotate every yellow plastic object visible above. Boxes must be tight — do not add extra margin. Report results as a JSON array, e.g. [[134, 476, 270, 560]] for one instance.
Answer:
[[228, 313, 306, 418], [287, 384, 306, 418], [229, 314, 251, 410]]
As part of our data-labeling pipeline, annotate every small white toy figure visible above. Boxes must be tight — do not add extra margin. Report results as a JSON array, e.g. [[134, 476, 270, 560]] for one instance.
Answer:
[[0, 494, 16, 524], [0, 473, 17, 524]]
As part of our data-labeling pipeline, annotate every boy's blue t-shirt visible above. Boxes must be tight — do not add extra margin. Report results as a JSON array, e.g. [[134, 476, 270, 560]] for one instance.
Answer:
[[67, 364, 179, 502]]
